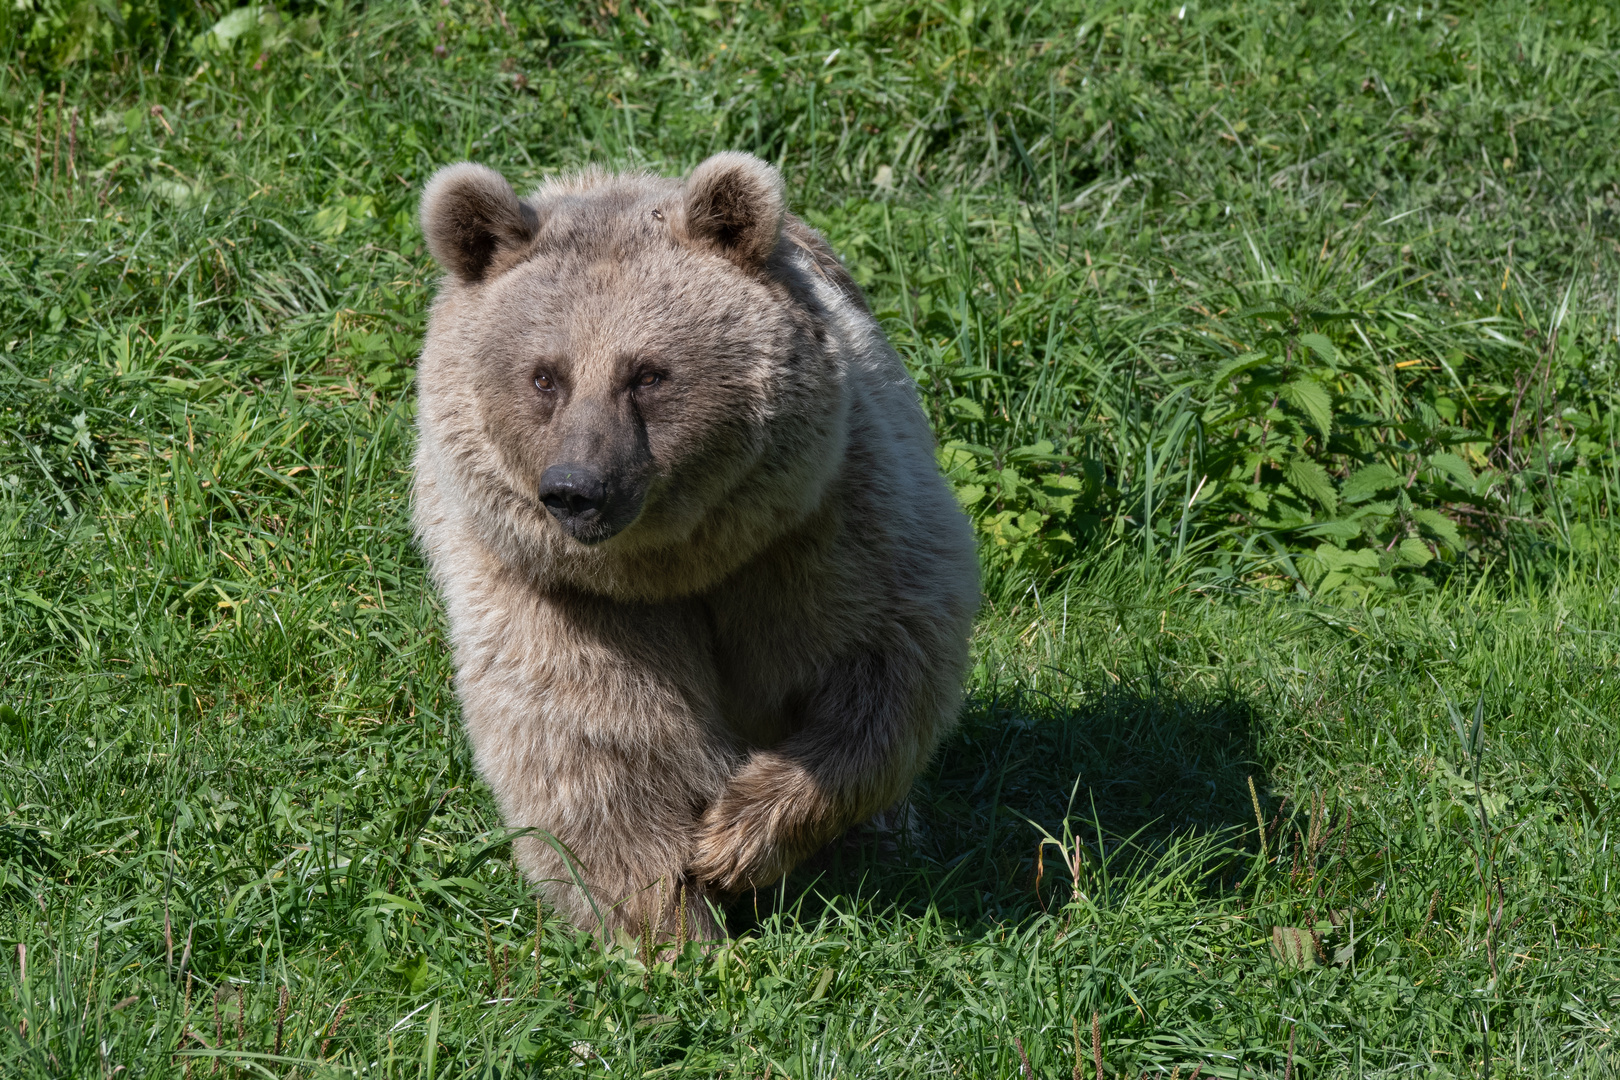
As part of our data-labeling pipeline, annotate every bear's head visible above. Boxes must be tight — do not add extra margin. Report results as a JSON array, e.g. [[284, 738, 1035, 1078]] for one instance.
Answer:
[[414, 153, 855, 601]]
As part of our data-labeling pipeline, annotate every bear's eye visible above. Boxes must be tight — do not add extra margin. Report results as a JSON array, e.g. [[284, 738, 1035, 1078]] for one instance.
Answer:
[[533, 372, 556, 393], [633, 371, 662, 390]]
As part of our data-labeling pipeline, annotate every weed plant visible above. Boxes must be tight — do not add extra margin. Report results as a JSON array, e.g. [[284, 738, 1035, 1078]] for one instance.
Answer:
[[1, 1, 1618, 1076]]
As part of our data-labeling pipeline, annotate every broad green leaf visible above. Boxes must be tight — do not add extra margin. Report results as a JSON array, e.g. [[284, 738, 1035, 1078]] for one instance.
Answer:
[[1286, 455, 1338, 512], [1039, 474, 1086, 513], [1008, 440, 1067, 462], [940, 440, 996, 459], [953, 483, 986, 508], [936, 445, 979, 474], [207, 5, 267, 47], [147, 178, 208, 208], [1396, 537, 1434, 566], [1427, 451, 1476, 487], [1260, 498, 1313, 529], [1282, 378, 1333, 440], [1345, 499, 1397, 520], [948, 396, 985, 421], [1411, 507, 1463, 548], [1571, 522, 1614, 553], [1342, 462, 1402, 502], [1316, 570, 1349, 595], [1315, 543, 1380, 572], [1207, 351, 1269, 390], [388, 951, 435, 994], [1397, 419, 1435, 443], [1298, 332, 1340, 367], [1436, 763, 1511, 816], [1301, 519, 1361, 541], [1042, 493, 1078, 514], [312, 202, 349, 239]]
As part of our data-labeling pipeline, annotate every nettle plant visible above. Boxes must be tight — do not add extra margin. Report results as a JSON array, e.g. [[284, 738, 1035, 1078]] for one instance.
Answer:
[[937, 429, 1108, 580], [925, 295, 1508, 598], [1196, 301, 1503, 598], [900, 281, 1113, 585]]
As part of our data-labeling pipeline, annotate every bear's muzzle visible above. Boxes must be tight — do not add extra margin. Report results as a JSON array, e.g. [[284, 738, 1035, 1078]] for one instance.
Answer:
[[540, 462, 640, 544]]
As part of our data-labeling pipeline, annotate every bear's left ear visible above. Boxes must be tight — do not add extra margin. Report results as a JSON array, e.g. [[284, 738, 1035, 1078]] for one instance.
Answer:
[[420, 163, 539, 284], [683, 152, 785, 269]]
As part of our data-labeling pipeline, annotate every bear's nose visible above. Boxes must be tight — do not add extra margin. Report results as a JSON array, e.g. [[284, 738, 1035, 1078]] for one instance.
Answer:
[[539, 464, 607, 525]]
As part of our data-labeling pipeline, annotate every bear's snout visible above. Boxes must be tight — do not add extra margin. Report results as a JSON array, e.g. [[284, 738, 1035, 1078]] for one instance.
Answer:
[[539, 462, 635, 544]]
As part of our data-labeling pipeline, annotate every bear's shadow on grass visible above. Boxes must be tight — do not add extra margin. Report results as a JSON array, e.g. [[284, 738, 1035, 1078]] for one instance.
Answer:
[[744, 682, 1268, 932]]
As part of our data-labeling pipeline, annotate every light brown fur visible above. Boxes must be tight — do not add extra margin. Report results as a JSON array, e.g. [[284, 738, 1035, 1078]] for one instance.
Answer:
[[412, 152, 979, 940]]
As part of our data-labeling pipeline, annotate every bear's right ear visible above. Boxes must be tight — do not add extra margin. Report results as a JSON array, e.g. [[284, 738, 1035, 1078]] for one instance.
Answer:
[[420, 163, 539, 284]]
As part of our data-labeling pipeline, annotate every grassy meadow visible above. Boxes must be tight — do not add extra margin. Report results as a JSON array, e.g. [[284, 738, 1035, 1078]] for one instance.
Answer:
[[3, 0, 1620, 1075]]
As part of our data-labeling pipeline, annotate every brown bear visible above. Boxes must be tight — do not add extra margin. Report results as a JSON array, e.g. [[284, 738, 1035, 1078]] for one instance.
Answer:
[[412, 152, 979, 941]]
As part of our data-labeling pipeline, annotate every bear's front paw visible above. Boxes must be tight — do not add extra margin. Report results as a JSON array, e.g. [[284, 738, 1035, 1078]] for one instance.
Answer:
[[688, 803, 783, 896], [687, 755, 831, 895]]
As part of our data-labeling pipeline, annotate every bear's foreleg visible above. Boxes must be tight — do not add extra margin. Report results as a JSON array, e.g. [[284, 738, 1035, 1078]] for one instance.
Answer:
[[502, 722, 737, 941], [460, 592, 740, 942], [687, 643, 952, 894]]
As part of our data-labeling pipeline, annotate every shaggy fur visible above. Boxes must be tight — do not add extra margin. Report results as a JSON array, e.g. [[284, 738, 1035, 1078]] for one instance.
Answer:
[[413, 152, 979, 940]]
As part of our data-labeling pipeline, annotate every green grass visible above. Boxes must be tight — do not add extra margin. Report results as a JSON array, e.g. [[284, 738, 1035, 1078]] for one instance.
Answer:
[[2, 0, 1620, 1075]]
